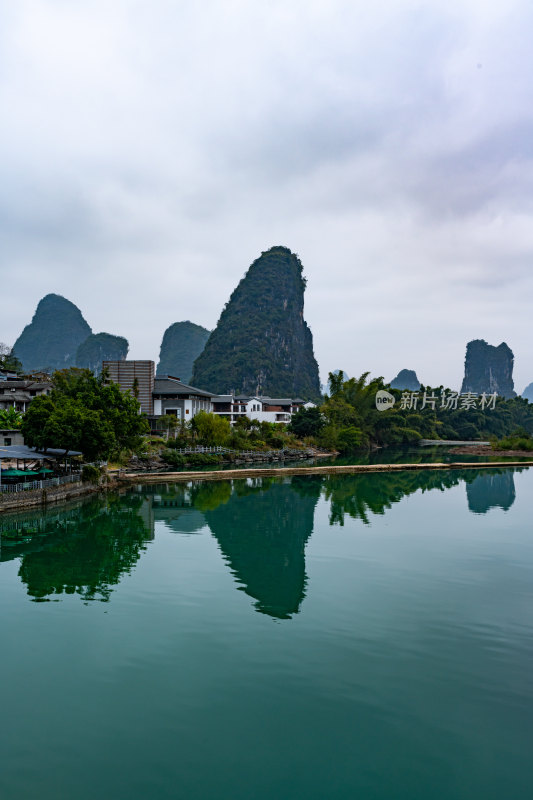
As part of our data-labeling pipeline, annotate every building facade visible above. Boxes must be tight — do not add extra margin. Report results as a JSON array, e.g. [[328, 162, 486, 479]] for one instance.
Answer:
[[0, 429, 25, 447], [103, 360, 155, 415], [102, 359, 314, 428], [152, 377, 215, 421], [211, 395, 310, 425], [0, 380, 52, 412]]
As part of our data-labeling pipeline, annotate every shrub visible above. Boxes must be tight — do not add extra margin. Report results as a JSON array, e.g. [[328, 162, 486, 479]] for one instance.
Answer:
[[81, 464, 101, 484]]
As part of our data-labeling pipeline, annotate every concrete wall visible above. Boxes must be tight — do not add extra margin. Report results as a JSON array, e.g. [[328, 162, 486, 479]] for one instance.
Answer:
[[0, 429, 24, 447]]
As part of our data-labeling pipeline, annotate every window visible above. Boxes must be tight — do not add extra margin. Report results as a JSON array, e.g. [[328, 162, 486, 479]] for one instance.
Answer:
[[4, 437, 11, 446]]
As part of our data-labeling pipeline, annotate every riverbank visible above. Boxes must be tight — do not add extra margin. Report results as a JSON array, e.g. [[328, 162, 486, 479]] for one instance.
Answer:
[[448, 445, 533, 458], [0, 479, 106, 513], [128, 446, 332, 471], [3, 457, 533, 513], [118, 460, 533, 485]]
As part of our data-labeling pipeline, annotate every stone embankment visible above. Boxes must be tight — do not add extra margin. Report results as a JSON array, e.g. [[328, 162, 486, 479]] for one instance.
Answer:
[[0, 480, 105, 513], [128, 447, 329, 472]]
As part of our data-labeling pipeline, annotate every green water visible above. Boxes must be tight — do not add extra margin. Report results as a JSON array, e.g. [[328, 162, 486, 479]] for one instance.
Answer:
[[1, 468, 532, 799]]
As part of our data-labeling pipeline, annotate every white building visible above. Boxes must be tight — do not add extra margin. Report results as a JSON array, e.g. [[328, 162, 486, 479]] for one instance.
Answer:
[[211, 395, 313, 425]]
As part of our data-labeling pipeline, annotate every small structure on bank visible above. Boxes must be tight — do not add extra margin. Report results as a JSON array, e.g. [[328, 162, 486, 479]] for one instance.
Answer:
[[0, 444, 82, 489]]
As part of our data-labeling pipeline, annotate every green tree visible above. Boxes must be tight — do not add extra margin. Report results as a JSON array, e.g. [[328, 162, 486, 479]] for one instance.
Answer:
[[0, 407, 23, 428], [157, 414, 179, 441], [191, 411, 231, 446], [289, 406, 325, 438], [21, 368, 148, 459]]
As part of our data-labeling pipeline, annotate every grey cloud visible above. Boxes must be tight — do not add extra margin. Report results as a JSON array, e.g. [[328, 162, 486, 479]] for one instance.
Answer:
[[2, 0, 533, 392]]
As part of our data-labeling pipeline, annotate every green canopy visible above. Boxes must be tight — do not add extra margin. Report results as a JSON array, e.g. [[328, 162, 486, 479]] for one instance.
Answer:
[[37, 468, 54, 474], [22, 470, 39, 476], [1, 469, 27, 477]]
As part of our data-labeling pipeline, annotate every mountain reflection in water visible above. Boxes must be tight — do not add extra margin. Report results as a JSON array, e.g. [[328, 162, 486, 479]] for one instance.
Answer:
[[0, 467, 521, 610]]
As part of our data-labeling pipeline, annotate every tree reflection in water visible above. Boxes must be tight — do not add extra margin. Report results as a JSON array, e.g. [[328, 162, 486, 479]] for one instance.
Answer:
[[3, 495, 153, 602], [0, 466, 521, 608]]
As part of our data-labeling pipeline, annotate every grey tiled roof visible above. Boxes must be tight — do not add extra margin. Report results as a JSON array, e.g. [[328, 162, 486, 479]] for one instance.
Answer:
[[153, 377, 214, 398]]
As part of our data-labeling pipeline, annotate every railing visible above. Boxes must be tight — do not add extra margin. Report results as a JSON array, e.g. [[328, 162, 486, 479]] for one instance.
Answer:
[[165, 446, 229, 454], [0, 474, 82, 494], [140, 445, 315, 459]]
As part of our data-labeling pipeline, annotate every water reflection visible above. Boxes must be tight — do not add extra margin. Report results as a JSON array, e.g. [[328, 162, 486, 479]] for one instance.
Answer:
[[0, 467, 522, 609], [1, 495, 152, 602], [205, 477, 321, 619], [323, 467, 517, 524], [466, 471, 516, 514]]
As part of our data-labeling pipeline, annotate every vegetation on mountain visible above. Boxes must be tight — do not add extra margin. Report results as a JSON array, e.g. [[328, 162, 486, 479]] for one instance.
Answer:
[[157, 321, 210, 381], [76, 333, 129, 374], [192, 246, 321, 400], [21, 368, 148, 459], [13, 294, 92, 373], [461, 339, 516, 398]]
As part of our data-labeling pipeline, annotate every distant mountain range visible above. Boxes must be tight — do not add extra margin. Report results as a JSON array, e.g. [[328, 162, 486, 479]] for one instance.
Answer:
[[9, 286, 530, 406], [12, 294, 129, 375]]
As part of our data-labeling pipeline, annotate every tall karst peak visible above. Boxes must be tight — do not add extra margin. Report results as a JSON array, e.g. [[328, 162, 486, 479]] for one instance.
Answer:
[[13, 294, 92, 373], [191, 246, 321, 400], [461, 339, 516, 399]]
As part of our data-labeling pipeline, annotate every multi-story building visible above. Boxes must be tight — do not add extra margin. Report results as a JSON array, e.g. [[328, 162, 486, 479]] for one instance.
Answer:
[[152, 376, 215, 421], [0, 379, 52, 412], [103, 360, 155, 415], [102, 359, 314, 427], [211, 395, 312, 424]]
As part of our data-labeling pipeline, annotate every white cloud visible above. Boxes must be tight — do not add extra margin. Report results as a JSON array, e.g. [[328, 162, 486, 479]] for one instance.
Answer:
[[2, 0, 533, 392]]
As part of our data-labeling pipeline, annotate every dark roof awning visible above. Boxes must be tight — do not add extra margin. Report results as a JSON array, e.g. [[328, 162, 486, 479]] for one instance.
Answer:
[[0, 445, 82, 460]]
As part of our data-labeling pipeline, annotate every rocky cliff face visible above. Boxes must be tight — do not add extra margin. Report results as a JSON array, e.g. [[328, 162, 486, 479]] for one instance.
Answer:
[[76, 332, 129, 374], [157, 321, 210, 381], [461, 340, 516, 398], [13, 294, 92, 373], [191, 246, 321, 400], [390, 369, 421, 391]]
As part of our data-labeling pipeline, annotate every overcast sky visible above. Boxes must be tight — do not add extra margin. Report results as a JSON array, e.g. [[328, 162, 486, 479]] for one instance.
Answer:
[[2, 0, 533, 391]]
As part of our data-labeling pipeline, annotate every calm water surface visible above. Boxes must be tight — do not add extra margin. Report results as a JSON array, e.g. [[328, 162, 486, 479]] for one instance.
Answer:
[[1, 467, 532, 799]]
